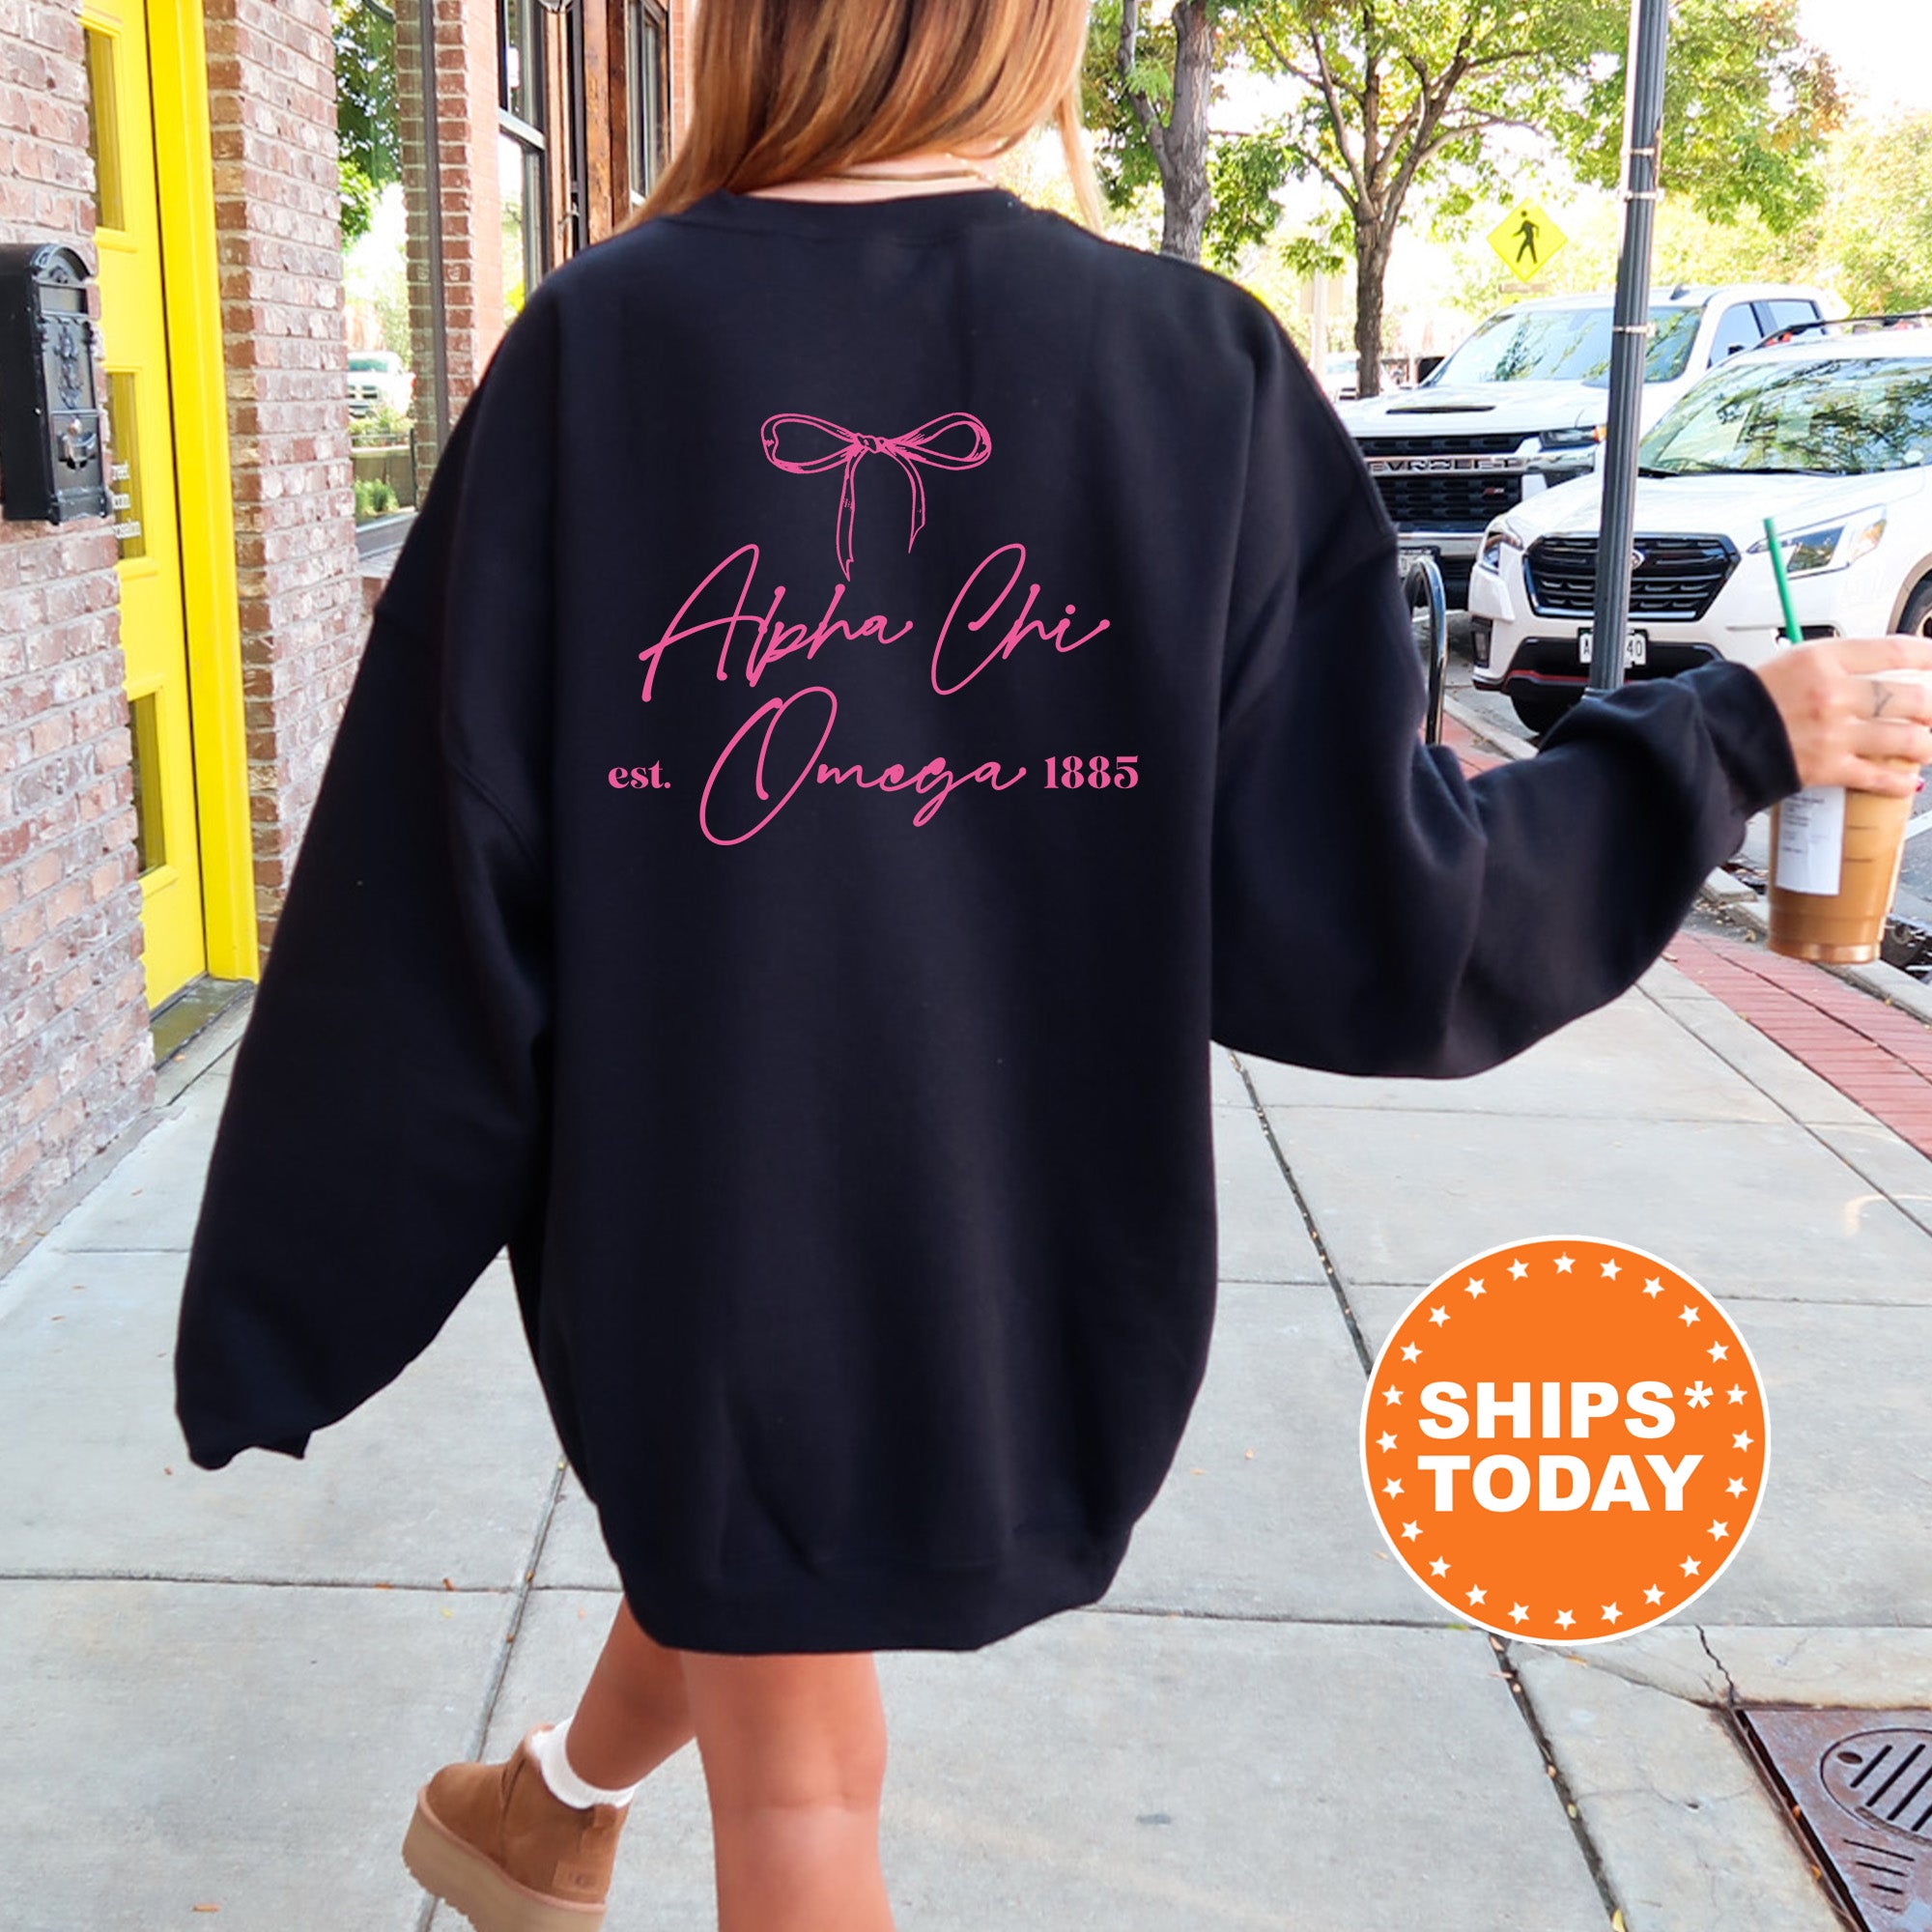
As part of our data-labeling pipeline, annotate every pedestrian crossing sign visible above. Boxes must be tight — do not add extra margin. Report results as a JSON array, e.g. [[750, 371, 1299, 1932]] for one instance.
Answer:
[[1489, 201, 1568, 282]]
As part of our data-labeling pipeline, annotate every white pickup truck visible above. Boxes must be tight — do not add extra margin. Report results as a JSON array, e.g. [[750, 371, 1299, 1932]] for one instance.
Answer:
[[1338, 285, 1839, 602]]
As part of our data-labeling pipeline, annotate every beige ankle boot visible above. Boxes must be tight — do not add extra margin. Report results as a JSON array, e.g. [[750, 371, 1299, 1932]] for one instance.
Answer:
[[402, 1724, 629, 1931]]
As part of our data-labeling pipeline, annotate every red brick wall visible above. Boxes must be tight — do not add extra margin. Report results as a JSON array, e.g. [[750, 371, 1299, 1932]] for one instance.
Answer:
[[203, 0, 362, 952], [0, 3, 154, 1247]]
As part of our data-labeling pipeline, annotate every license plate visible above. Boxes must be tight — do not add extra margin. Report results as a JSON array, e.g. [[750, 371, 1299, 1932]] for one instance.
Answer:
[[1577, 627, 1647, 667], [1398, 547, 1439, 576]]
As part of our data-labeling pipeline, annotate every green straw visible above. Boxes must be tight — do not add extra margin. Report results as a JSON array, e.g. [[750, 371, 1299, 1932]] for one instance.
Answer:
[[1763, 515, 1804, 646]]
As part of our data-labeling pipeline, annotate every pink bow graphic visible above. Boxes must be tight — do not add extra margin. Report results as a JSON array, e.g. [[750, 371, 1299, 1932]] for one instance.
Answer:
[[759, 411, 992, 581]]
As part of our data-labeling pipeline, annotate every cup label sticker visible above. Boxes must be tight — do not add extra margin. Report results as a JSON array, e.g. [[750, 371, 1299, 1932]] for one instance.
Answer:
[[1774, 785, 1846, 895]]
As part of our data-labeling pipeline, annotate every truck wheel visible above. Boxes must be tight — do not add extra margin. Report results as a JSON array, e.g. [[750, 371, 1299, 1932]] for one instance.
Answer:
[[1904, 577, 1932, 639], [1510, 688, 1577, 735]]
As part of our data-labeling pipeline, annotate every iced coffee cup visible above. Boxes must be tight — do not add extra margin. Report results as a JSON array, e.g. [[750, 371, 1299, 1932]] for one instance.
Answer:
[[1768, 668, 1932, 963]]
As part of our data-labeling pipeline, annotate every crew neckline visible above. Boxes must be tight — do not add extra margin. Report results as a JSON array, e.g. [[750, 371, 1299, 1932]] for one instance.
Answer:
[[666, 185, 1037, 239]]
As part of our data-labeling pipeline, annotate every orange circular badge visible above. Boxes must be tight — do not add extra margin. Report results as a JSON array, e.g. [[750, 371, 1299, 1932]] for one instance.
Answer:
[[1360, 1237, 1768, 1643]]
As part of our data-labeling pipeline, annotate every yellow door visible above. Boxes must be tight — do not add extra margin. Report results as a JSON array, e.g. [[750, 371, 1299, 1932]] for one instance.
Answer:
[[84, 0, 207, 1008]]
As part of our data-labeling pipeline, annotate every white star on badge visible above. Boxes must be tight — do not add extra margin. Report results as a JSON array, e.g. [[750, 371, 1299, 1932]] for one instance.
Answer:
[[1553, 1254, 1575, 1274], [1726, 1477, 1747, 1498], [1602, 1603, 1621, 1623], [1401, 1342, 1421, 1363], [1708, 1342, 1728, 1361], [1377, 1432, 1397, 1452], [1464, 1276, 1486, 1297], [1709, 1520, 1729, 1541], [1727, 1385, 1747, 1405], [1509, 1259, 1528, 1280], [1383, 1478, 1404, 1498], [1732, 1432, 1753, 1451], [1600, 1259, 1620, 1279], [1681, 1555, 1700, 1577], [1466, 1584, 1487, 1605], [1428, 1305, 1449, 1326], [1679, 1304, 1701, 1325], [1643, 1584, 1664, 1605], [1685, 1380, 1711, 1407], [1555, 1608, 1575, 1629], [1642, 1277, 1664, 1297], [1509, 1603, 1529, 1624], [1430, 1557, 1450, 1577], [1382, 1385, 1403, 1406], [1401, 1521, 1422, 1541]]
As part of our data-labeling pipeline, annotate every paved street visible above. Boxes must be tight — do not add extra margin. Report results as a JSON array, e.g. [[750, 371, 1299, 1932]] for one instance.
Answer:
[[5, 848, 1932, 1929]]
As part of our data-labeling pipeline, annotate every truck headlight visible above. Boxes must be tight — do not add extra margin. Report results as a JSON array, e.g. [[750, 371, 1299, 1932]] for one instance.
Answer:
[[1747, 510, 1889, 577], [1477, 526, 1525, 574], [1536, 427, 1605, 452]]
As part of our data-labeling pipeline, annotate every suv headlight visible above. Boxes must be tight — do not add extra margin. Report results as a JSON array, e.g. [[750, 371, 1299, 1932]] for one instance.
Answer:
[[1535, 427, 1605, 452], [1477, 526, 1526, 574], [1747, 510, 1889, 577]]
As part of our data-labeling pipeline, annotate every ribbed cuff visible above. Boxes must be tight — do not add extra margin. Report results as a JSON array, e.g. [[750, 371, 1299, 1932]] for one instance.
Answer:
[[1678, 658, 1803, 815]]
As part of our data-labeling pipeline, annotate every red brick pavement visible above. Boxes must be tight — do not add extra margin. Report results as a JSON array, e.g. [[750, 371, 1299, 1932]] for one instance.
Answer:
[[1661, 929, 1932, 1160]]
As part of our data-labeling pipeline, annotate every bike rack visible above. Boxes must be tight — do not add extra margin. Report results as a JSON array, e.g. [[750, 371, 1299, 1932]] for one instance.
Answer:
[[1406, 554, 1448, 746]]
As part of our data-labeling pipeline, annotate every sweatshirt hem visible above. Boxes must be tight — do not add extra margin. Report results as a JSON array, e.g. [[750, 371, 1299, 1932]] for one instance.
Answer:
[[611, 1524, 1137, 1655]]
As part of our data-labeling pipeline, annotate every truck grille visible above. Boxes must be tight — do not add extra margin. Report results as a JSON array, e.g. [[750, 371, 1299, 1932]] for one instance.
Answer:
[[1523, 534, 1738, 621], [1355, 434, 1530, 531], [1373, 471, 1525, 527]]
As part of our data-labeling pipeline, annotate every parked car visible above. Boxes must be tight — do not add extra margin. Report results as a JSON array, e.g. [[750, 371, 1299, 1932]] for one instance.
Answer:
[[1466, 322, 1932, 732], [348, 350, 414, 418], [1339, 284, 1840, 602]]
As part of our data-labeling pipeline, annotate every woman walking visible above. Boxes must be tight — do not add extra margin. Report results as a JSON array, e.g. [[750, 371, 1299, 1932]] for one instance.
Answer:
[[173, 1, 1932, 1927]]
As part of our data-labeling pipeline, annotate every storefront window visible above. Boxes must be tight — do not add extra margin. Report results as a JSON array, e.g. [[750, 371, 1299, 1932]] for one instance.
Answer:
[[498, 0, 549, 322], [625, 0, 668, 204]]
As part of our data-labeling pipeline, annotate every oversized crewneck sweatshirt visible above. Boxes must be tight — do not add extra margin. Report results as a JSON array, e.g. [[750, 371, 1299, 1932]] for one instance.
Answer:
[[173, 183, 1804, 1652]]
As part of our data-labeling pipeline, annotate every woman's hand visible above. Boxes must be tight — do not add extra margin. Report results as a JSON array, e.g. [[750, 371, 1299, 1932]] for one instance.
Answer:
[[1751, 635, 1932, 798]]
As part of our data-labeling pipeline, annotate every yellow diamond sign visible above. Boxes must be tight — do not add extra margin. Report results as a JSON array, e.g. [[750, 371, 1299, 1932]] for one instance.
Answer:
[[1489, 201, 1568, 282]]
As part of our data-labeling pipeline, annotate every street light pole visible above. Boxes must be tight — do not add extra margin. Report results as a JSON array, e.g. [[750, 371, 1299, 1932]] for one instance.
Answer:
[[1588, 0, 1671, 696]]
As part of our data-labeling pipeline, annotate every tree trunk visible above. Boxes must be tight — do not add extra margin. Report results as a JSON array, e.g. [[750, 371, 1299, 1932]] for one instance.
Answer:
[[1159, 1, 1215, 260], [1354, 219, 1392, 399]]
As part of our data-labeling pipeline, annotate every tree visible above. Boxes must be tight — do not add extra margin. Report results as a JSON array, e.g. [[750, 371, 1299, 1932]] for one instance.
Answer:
[[334, 0, 399, 246], [1085, 0, 1228, 261], [1218, 0, 1841, 396], [1810, 110, 1932, 316]]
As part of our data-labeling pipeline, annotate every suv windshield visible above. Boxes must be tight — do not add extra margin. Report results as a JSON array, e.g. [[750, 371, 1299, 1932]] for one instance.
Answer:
[[1639, 355, 1932, 476], [1428, 304, 1703, 388]]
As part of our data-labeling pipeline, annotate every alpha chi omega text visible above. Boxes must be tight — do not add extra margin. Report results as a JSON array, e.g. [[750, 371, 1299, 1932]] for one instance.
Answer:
[[1361, 1237, 1768, 1644], [630, 409, 1116, 845]]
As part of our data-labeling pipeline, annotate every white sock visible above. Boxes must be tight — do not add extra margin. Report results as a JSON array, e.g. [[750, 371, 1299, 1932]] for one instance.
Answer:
[[530, 1718, 641, 1811]]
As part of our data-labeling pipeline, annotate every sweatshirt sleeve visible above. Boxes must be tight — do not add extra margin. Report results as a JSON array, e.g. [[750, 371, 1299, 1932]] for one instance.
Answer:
[[1208, 303, 1803, 1079], [173, 292, 559, 1470]]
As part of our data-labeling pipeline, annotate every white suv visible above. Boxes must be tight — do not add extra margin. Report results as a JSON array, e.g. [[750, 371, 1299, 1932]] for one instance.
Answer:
[[1467, 322, 1932, 732], [1340, 284, 1839, 603]]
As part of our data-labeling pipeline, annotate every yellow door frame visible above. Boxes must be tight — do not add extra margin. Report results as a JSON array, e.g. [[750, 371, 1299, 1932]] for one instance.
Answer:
[[141, 0, 257, 984]]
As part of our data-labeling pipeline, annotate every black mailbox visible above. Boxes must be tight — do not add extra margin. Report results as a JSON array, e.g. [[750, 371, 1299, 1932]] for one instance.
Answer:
[[0, 242, 111, 526]]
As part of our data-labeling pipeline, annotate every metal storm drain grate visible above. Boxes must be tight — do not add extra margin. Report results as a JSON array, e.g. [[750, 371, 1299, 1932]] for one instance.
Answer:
[[1742, 1708, 1932, 1929]]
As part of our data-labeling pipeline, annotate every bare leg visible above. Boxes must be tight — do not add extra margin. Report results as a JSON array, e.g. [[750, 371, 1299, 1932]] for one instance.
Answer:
[[560, 1596, 697, 1789], [680, 1648, 894, 1932]]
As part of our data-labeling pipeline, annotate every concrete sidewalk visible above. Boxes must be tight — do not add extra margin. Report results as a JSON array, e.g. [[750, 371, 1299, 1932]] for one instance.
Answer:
[[4, 930, 1931, 1930]]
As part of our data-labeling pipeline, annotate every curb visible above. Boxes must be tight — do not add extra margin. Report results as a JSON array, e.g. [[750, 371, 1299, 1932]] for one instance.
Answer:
[[1442, 692, 1932, 1028]]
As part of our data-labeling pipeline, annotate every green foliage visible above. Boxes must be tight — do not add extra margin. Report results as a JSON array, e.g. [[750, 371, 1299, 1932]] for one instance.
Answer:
[[1810, 110, 1932, 315], [1204, 130, 1295, 270], [334, 0, 399, 246], [1081, 0, 1175, 212], [1565, 0, 1845, 232], [350, 402, 414, 447], [354, 477, 399, 520]]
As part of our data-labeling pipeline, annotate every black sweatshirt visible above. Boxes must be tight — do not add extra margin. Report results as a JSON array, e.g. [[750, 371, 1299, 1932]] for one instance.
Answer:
[[173, 184, 1802, 1652]]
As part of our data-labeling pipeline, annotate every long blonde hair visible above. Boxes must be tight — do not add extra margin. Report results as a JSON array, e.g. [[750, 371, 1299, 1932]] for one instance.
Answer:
[[625, 0, 1105, 234]]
